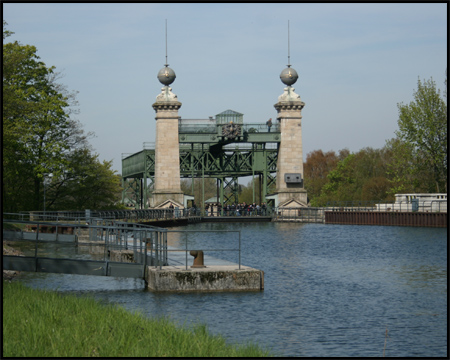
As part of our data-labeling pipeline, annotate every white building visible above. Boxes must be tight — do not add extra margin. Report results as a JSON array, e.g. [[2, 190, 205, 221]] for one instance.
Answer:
[[376, 193, 447, 212]]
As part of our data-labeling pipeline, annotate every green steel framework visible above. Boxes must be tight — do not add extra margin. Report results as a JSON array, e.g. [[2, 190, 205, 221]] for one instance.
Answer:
[[122, 110, 280, 208]]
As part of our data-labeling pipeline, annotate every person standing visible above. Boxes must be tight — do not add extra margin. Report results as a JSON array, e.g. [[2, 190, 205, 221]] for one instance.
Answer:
[[266, 118, 272, 132], [262, 202, 267, 216]]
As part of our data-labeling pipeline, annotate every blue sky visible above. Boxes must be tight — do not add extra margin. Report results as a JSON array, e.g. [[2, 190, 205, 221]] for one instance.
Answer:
[[3, 3, 447, 174]]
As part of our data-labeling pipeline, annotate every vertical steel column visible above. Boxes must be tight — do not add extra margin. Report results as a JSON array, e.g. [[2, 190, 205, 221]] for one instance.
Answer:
[[155, 231, 159, 269], [185, 232, 188, 270], [252, 174, 255, 204], [202, 144, 205, 212], [219, 177, 224, 215], [121, 177, 126, 206], [238, 230, 241, 270], [191, 144, 195, 198], [143, 176, 148, 209], [163, 231, 168, 265], [140, 179, 143, 209], [34, 223, 40, 272]]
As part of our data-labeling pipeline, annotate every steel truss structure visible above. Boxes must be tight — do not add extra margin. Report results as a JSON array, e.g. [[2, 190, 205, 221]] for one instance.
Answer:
[[122, 110, 280, 208]]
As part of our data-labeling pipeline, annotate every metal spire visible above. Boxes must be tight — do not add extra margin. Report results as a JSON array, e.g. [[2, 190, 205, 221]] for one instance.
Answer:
[[165, 19, 168, 67], [157, 19, 176, 86], [287, 20, 291, 67], [279, 20, 298, 86]]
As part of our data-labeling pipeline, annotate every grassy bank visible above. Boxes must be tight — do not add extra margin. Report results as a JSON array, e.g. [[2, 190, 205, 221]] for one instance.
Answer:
[[3, 280, 272, 357]]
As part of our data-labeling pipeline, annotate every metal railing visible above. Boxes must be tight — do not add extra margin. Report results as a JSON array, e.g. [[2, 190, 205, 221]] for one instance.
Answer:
[[326, 200, 447, 213], [273, 207, 325, 223], [12, 209, 202, 223], [3, 216, 168, 277], [178, 123, 281, 134], [3, 214, 243, 274], [166, 229, 241, 270]]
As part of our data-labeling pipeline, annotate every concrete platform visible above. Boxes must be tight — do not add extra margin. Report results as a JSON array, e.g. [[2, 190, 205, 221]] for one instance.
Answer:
[[124, 238, 265, 292], [145, 265, 264, 292]]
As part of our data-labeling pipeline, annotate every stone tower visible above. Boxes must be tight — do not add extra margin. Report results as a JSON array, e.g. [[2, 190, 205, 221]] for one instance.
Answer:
[[273, 65, 308, 206], [150, 64, 184, 208]]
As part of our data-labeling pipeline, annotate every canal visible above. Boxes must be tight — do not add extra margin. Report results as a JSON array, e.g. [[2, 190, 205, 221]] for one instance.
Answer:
[[16, 222, 447, 357]]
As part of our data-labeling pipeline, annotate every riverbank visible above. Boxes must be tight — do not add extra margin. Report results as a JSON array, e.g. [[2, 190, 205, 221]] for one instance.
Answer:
[[2, 280, 272, 357], [3, 241, 22, 281]]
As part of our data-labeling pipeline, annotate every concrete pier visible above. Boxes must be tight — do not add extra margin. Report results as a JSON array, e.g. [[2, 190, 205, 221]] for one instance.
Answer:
[[144, 244, 264, 292], [145, 265, 264, 292]]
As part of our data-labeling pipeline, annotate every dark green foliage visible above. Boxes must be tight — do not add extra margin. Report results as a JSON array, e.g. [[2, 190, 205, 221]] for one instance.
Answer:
[[3, 21, 124, 212]]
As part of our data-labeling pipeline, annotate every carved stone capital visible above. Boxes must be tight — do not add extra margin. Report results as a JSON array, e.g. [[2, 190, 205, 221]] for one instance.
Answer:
[[155, 86, 178, 101], [274, 101, 305, 112], [152, 102, 182, 111], [274, 86, 305, 113]]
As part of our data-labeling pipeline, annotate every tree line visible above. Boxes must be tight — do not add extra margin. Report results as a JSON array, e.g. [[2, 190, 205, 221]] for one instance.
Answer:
[[3, 21, 124, 212], [304, 74, 447, 206]]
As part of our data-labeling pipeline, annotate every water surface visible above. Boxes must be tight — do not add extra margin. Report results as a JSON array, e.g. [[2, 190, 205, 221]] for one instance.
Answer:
[[18, 223, 447, 357]]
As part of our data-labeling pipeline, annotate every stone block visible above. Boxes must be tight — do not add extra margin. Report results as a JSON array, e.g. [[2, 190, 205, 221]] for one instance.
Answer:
[[145, 266, 264, 292], [109, 250, 135, 263]]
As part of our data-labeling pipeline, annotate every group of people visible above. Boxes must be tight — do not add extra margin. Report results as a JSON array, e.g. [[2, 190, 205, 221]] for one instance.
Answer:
[[204, 202, 268, 217]]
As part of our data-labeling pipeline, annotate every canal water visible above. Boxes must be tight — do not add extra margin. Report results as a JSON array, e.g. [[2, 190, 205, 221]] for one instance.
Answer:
[[17, 223, 447, 357]]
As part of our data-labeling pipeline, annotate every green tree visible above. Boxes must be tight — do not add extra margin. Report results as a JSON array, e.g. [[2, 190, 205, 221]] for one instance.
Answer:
[[48, 150, 124, 210], [181, 177, 217, 206], [3, 22, 123, 212], [313, 147, 394, 206], [384, 138, 417, 196], [3, 33, 73, 210], [396, 76, 447, 192], [304, 150, 340, 202], [319, 154, 357, 204]]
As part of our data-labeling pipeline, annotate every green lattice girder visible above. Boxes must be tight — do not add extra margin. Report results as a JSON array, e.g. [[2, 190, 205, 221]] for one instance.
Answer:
[[122, 120, 280, 207]]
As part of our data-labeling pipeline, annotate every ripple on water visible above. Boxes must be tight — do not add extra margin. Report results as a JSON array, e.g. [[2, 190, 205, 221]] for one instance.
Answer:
[[17, 223, 447, 357]]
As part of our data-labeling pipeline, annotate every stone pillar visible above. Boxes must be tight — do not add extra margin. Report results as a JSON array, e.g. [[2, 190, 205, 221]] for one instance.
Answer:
[[151, 86, 184, 207], [273, 86, 308, 206]]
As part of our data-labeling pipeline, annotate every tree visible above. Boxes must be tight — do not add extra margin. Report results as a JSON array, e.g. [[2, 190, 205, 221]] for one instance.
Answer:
[[384, 138, 418, 196], [181, 177, 217, 206], [304, 150, 340, 202], [3, 22, 122, 212], [3, 34, 73, 210], [48, 150, 124, 210], [396, 76, 447, 192], [313, 147, 394, 205]]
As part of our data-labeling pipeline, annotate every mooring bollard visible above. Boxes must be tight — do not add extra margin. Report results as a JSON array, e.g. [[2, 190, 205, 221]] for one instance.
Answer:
[[190, 250, 206, 268]]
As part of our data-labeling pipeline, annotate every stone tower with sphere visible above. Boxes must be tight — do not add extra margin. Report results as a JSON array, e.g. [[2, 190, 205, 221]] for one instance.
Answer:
[[150, 59, 184, 208], [273, 41, 308, 207]]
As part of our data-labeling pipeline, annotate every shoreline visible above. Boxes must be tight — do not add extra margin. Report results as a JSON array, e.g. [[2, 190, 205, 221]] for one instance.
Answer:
[[3, 241, 23, 281]]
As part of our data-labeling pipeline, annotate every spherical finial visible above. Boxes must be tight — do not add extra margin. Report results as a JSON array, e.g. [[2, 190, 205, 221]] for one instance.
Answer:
[[280, 65, 298, 86], [157, 65, 176, 86]]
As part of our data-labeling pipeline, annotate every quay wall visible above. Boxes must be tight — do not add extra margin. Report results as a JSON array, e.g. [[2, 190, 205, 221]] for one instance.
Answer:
[[325, 211, 447, 228], [145, 266, 264, 292]]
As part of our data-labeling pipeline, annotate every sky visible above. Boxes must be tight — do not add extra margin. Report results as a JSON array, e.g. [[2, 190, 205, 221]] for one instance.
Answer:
[[3, 3, 447, 175]]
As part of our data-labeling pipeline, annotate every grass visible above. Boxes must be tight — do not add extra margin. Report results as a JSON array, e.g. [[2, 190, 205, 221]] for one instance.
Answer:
[[2, 280, 272, 357], [3, 222, 25, 231]]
